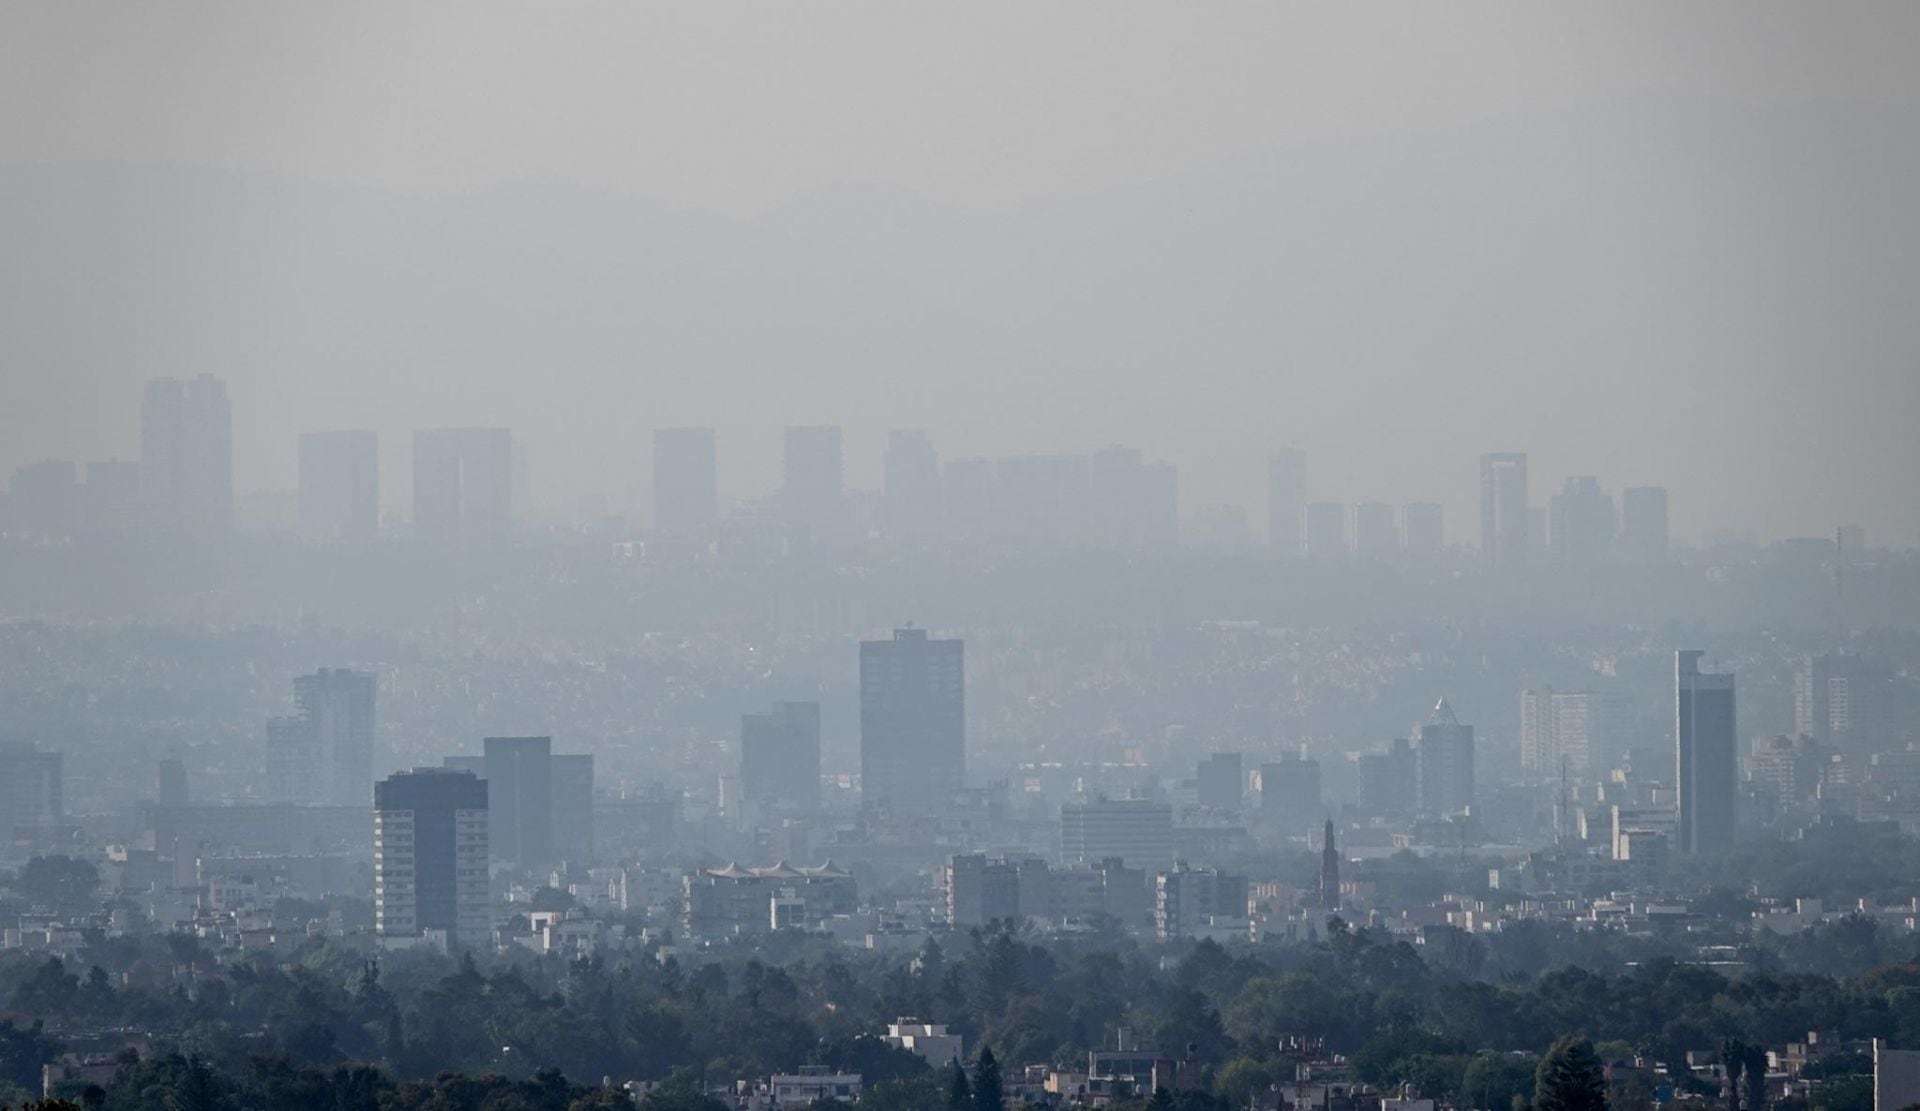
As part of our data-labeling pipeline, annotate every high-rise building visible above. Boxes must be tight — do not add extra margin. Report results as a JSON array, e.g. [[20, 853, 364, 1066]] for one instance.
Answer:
[[0, 743, 63, 834], [141, 375, 233, 534], [1154, 862, 1248, 940], [1549, 476, 1615, 566], [412, 427, 513, 541], [374, 769, 491, 949], [741, 702, 822, 815], [6, 461, 80, 539], [299, 430, 380, 540], [82, 460, 141, 533], [1357, 738, 1417, 816], [1090, 446, 1178, 552], [1520, 687, 1612, 779], [881, 429, 940, 543], [1417, 699, 1474, 815], [265, 669, 376, 807], [1620, 486, 1670, 564], [156, 758, 189, 808], [782, 425, 844, 542], [551, 754, 595, 864], [1267, 449, 1306, 556], [1352, 502, 1398, 560], [1795, 653, 1891, 753], [1060, 797, 1174, 869], [1196, 752, 1244, 811], [481, 736, 553, 870], [652, 427, 717, 535], [1318, 820, 1340, 911], [1403, 502, 1445, 560], [946, 853, 1052, 928], [1479, 452, 1528, 570], [1675, 651, 1737, 856], [860, 628, 965, 809], [1259, 753, 1323, 828], [1304, 502, 1347, 561]]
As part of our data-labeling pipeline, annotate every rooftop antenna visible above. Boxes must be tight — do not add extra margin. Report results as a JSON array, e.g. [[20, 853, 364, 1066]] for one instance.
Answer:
[[1834, 527, 1847, 644]]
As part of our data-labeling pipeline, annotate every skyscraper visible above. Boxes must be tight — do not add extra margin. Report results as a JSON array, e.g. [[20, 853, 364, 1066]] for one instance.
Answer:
[[1318, 820, 1340, 911], [1304, 501, 1347, 561], [1060, 797, 1174, 869], [782, 425, 844, 541], [1196, 752, 1244, 811], [652, 427, 717, 535], [1090, 445, 1179, 552], [881, 429, 940, 543], [0, 743, 63, 833], [156, 758, 189, 808], [741, 701, 823, 814], [141, 375, 233, 534], [1795, 653, 1890, 753], [1417, 699, 1474, 815], [266, 669, 377, 807], [1479, 452, 1528, 570], [1259, 753, 1323, 829], [1620, 486, 1670, 564], [1352, 502, 1398, 560], [550, 753, 595, 864], [1403, 502, 1445, 560], [1520, 687, 1611, 778], [480, 736, 553, 870], [374, 769, 491, 949], [860, 627, 965, 810], [299, 430, 380, 540], [1548, 476, 1615, 566], [1675, 650, 1736, 857], [1357, 738, 1417, 815], [1266, 448, 1306, 556], [6, 460, 79, 539], [412, 427, 513, 541]]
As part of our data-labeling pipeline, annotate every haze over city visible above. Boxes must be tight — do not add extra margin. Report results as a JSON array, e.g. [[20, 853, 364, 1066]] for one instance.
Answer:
[[4, 6, 1920, 1111]]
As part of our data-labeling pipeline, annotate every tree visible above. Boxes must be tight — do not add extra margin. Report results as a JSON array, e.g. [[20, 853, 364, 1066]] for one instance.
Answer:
[[972, 1047, 1004, 1111], [8, 857, 99, 913], [1533, 1037, 1606, 1111], [1745, 1043, 1770, 1111], [1722, 1038, 1748, 1111], [946, 1061, 971, 1111]]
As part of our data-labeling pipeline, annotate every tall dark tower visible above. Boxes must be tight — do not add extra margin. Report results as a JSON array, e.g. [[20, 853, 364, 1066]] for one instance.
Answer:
[[1318, 820, 1340, 911]]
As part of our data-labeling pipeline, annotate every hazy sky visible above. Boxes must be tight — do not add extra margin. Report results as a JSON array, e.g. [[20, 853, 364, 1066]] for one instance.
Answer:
[[4, 3, 1919, 542]]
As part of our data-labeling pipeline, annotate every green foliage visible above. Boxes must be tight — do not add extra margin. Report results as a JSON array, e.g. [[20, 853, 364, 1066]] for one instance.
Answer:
[[1534, 1037, 1607, 1111], [6, 857, 100, 914]]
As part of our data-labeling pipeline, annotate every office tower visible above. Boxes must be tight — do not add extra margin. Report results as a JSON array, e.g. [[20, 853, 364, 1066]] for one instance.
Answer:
[[374, 769, 490, 949], [1196, 752, 1244, 811], [156, 758, 189, 807], [1352, 502, 1398, 560], [1155, 863, 1248, 940], [860, 628, 965, 809], [141, 375, 233, 534], [782, 425, 844, 541], [1479, 452, 1528, 570], [1402, 502, 1444, 561], [881, 429, 940, 542], [993, 454, 1090, 551], [1318, 820, 1340, 911], [947, 853, 1052, 928], [551, 754, 595, 864], [299, 430, 380, 541], [1357, 738, 1417, 815], [1060, 797, 1174, 869], [1090, 445, 1178, 552], [0, 744, 63, 832], [652, 427, 717, 535], [941, 457, 995, 542], [1620, 486, 1670, 564], [1417, 699, 1474, 814], [6, 460, 79, 539], [1675, 651, 1736, 856], [82, 460, 141, 533], [1549, 476, 1615, 566], [1304, 502, 1347, 561], [265, 669, 376, 807], [1838, 524, 1867, 558], [411, 427, 512, 541], [479, 736, 554, 870], [1795, 653, 1891, 753], [741, 701, 823, 814], [1259, 753, 1323, 827], [1266, 448, 1306, 555], [1520, 687, 1612, 779]]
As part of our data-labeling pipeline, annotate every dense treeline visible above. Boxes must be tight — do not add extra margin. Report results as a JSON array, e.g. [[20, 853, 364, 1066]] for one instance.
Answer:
[[2, 910, 1918, 1109]]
